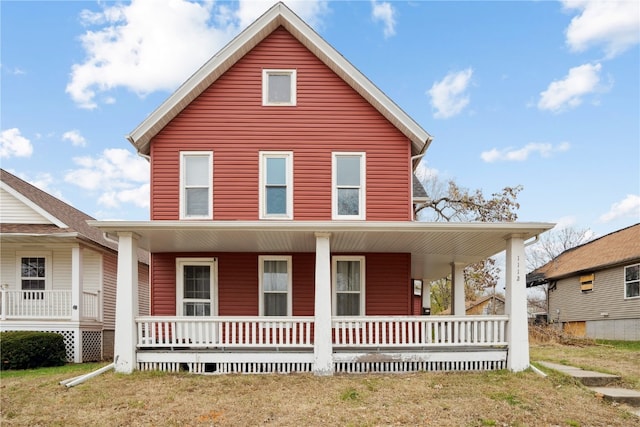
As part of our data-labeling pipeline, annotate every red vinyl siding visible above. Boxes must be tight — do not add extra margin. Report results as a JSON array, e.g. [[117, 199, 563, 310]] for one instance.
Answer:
[[150, 26, 411, 221], [151, 252, 411, 316], [365, 253, 412, 315]]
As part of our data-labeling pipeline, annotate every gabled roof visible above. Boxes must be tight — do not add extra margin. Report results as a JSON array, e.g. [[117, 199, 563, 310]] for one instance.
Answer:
[[127, 2, 432, 159], [527, 223, 640, 285], [440, 294, 505, 315], [0, 169, 148, 264]]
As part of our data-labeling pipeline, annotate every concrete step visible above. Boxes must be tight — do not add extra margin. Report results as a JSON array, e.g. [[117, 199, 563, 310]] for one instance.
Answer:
[[591, 387, 640, 407], [537, 361, 621, 387]]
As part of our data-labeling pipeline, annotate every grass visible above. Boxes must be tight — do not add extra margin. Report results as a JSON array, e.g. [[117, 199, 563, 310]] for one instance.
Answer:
[[2, 357, 638, 426], [530, 338, 640, 389]]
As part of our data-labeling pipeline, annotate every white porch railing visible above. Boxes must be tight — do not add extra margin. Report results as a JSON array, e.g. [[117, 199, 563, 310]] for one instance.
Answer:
[[332, 315, 508, 347], [0, 290, 101, 321], [135, 315, 508, 350], [136, 316, 315, 349]]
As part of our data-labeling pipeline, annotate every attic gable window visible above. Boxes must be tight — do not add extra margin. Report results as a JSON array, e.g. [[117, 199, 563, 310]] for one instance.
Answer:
[[263, 70, 296, 106], [625, 264, 639, 299]]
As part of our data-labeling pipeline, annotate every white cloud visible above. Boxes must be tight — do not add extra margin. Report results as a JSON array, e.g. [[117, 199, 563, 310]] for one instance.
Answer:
[[599, 194, 640, 222], [235, 0, 328, 30], [481, 142, 570, 163], [65, 148, 150, 208], [427, 68, 473, 119], [562, 0, 640, 59], [62, 129, 87, 147], [537, 63, 605, 113], [371, 1, 396, 38], [67, 0, 329, 109], [0, 128, 33, 158]]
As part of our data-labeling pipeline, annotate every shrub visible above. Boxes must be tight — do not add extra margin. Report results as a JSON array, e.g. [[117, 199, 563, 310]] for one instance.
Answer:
[[0, 331, 66, 370]]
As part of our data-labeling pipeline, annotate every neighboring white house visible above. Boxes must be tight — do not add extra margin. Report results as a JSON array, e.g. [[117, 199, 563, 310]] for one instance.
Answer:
[[0, 169, 150, 362]]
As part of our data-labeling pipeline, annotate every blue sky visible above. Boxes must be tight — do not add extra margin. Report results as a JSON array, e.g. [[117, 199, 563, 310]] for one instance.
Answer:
[[1, 0, 639, 241]]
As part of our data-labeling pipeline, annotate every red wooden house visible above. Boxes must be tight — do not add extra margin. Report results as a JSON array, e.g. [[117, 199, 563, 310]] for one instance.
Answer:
[[93, 3, 552, 375]]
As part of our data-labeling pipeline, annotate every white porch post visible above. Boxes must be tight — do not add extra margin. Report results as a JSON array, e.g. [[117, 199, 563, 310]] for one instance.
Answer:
[[421, 281, 431, 314], [71, 245, 83, 322], [505, 235, 528, 372], [114, 232, 139, 374], [71, 245, 84, 363], [313, 232, 333, 376], [451, 262, 466, 316]]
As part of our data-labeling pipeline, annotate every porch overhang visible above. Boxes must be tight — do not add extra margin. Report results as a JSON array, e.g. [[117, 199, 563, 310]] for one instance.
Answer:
[[89, 221, 553, 282]]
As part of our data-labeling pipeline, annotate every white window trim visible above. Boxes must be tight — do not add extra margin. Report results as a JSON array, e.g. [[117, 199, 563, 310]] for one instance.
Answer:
[[16, 252, 52, 290], [176, 258, 218, 316], [332, 152, 366, 220], [262, 69, 297, 106], [179, 151, 213, 220], [258, 255, 292, 316], [624, 263, 640, 300], [259, 151, 294, 220], [332, 255, 366, 316]]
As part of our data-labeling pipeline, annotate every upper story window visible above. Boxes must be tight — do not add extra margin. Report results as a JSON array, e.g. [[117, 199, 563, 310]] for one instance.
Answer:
[[263, 69, 296, 106], [332, 256, 365, 316], [259, 152, 293, 219], [332, 153, 366, 220], [625, 264, 639, 299], [259, 256, 292, 316], [180, 152, 213, 220]]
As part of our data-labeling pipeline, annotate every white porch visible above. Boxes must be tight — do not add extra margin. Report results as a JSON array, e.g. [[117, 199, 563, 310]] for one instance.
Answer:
[[91, 220, 554, 375], [134, 315, 508, 374]]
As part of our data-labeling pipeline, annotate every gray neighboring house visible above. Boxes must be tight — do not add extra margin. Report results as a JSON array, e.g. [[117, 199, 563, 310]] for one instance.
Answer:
[[0, 169, 150, 361], [527, 223, 640, 340]]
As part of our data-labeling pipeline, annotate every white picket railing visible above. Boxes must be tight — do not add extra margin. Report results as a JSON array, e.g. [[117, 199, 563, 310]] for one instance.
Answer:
[[332, 315, 508, 347], [135, 315, 508, 350], [136, 316, 315, 349], [0, 290, 101, 321]]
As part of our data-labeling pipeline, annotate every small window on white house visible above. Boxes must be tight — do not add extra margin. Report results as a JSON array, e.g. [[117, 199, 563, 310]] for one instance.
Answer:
[[259, 152, 293, 219], [332, 153, 366, 220], [263, 69, 296, 106], [17, 253, 51, 300], [332, 256, 365, 316], [625, 264, 639, 299], [180, 152, 213, 219], [259, 256, 292, 316]]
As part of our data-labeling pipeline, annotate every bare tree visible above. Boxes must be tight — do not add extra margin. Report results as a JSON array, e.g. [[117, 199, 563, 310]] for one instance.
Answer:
[[415, 175, 523, 313]]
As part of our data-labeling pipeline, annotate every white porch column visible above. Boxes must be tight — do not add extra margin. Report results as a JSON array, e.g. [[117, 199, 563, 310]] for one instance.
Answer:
[[114, 232, 139, 374], [313, 232, 333, 376], [421, 281, 431, 314], [71, 245, 83, 323], [451, 262, 466, 316], [505, 235, 528, 372]]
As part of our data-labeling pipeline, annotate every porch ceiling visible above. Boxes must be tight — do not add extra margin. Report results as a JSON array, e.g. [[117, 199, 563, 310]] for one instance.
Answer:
[[89, 221, 553, 282]]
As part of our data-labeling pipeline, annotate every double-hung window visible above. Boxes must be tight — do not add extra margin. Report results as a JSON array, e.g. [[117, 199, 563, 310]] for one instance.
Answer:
[[332, 153, 366, 219], [332, 256, 365, 316], [17, 253, 50, 300], [259, 152, 293, 219], [180, 152, 213, 219], [259, 256, 292, 316], [263, 69, 296, 106], [625, 264, 639, 299], [176, 258, 217, 316]]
